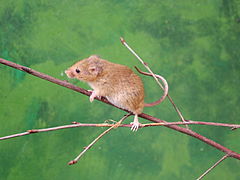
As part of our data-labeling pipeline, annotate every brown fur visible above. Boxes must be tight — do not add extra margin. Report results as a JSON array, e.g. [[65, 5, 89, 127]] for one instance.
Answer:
[[65, 55, 145, 114]]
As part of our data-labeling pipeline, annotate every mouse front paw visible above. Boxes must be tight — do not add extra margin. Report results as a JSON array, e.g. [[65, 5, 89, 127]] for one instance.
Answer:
[[89, 91, 97, 102], [89, 91, 102, 102]]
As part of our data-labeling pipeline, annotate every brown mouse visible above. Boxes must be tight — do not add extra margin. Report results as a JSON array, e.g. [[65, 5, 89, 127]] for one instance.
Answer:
[[65, 55, 168, 131]]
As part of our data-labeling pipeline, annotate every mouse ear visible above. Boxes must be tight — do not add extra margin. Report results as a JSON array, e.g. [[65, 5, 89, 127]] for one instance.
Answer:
[[88, 65, 102, 75], [89, 55, 101, 59]]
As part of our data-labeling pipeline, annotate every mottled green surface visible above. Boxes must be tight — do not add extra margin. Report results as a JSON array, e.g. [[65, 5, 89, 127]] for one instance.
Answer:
[[0, 0, 240, 179]]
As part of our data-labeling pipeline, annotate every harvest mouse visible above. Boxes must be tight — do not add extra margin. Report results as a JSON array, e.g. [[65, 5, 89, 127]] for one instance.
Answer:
[[65, 55, 168, 131]]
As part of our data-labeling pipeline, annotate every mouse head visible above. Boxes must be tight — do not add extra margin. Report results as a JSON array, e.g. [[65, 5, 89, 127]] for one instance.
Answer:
[[65, 55, 104, 82]]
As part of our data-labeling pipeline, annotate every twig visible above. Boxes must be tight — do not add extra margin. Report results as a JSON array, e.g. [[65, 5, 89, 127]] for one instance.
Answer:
[[0, 58, 240, 160], [142, 121, 240, 128], [1, 120, 239, 141], [197, 154, 229, 180], [68, 114, 130, 165], [0, 132, 30, 140], [0, 122, 130, 141], [120, 37, 188, 128]]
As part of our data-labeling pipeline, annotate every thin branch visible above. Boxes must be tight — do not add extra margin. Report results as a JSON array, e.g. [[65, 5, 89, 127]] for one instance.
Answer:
[[0, 132, 30, 140], [0, 122, 130, 141], [142, 120, 240, 128], [197, 154, 229, 180], [68, 114, 130, 165], [0, 58, 240, 160], [120, 37, 188, 128], [1, 120, 239, 141]]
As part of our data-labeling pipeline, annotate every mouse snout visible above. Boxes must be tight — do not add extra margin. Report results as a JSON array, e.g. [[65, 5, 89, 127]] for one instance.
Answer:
[[65, 69, 75, 78]]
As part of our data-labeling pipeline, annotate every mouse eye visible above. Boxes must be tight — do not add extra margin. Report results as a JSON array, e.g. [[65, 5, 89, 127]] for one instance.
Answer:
[[75, 69, 80, 73]]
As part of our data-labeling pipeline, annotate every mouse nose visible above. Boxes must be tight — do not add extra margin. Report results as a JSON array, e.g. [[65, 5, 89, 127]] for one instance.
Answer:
[[65, 70, 70, 77], [65, 70, 74, 78], [64, 70, 68, 75]]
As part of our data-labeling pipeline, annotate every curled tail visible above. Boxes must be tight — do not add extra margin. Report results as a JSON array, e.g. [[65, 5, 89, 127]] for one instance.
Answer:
[[135, 66, 169, 107]]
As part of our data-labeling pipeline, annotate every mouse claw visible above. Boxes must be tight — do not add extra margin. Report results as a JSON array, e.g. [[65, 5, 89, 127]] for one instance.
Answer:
[[89, 91, 96, 102], [130, 122, 141, 132], [89, 95, 95, 102]]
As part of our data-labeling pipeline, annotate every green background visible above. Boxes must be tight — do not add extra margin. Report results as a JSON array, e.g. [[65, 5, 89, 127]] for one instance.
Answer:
[[0, 0, 240, 179]]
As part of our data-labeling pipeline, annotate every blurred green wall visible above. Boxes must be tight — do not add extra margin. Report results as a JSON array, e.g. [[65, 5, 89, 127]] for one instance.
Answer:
[[0, 0, 240, 179]]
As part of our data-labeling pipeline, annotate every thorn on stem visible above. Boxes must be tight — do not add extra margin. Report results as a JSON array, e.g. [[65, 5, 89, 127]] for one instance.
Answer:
[[27, 129, 38, 133], [231, 127, 237, 130], [72, 121, 79, 124], [143, 62, 148, 66]]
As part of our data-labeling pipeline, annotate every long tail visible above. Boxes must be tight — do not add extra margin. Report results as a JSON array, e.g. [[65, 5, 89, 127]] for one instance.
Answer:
[[135, 66, 169, 107]]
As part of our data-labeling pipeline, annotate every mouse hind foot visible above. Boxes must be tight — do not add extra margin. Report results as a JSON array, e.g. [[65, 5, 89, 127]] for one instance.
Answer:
[[130, 114, 142, 132]]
